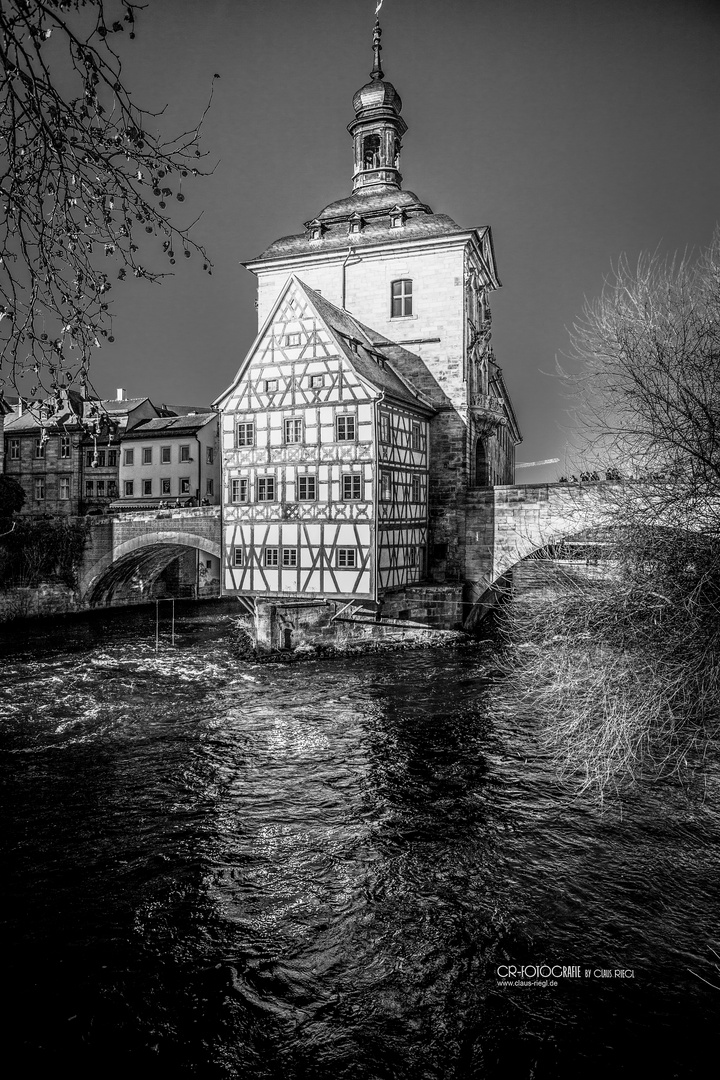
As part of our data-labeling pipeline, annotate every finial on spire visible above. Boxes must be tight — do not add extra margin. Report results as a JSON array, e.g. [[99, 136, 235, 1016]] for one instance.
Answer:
[[371, 13, 383, 81]]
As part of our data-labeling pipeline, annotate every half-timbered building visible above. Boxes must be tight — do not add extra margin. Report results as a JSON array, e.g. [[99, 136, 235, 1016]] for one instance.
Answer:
[[217, 17, 522, 609]]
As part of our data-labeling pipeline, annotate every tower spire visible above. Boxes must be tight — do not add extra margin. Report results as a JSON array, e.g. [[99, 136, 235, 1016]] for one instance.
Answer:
[[371, 17, 383, 81]]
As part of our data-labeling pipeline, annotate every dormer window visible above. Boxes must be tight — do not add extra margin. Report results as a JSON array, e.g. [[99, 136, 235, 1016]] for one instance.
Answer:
[[349, 212, 364, 235], [307, 218, 324, 241], [390, 205, 406, 229], [391, 279, 413, 318], [362, 134, 381, 170]]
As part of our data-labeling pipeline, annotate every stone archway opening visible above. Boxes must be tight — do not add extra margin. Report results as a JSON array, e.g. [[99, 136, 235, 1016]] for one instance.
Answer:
[[86, 544, 202, 607]]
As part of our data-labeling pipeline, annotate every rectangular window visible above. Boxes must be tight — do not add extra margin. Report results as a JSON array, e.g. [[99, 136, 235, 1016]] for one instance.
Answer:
[[96, 480, 105, 496], [411, 475, 421, 502], [391, 278, 413, 318], [85, 481, 94, 497], [161, 446, 171, 464], [108, 450, 118, 467], [143, 479, 152, 496], [379, 413, 391, 443], [310, 374, 324, 389], [236, 422, 254, 447], [9, 439, 19, 460], [264, 547, 279, 567], [59, 478, 70, 500], [86, 450, 94, 467], [284, 418, 303, 444], [336, 414, 356, 441], [406, 547, 416, 565], [411, 422, 421, 450], [34, 478, 45, 500], [342, 473, 362, 500], [264, 378, 278, 394], [286, 332, 301, 346], [297, 475, 316, 501], [380, 470, 392, 501], [35, 438, 45, 459], [337, 548, 357, 568], [161, 478, 171, 495], [282, 548, 298, 567], [143, 447, 152, 465], [231, 478, 249, 503], [206, 446, 214, 465], [180, 445, 190, 462], [60, 437, 71, 459], [206, 479, 214, 496], [108, 481, 118, 498], [257, 476, 275, 501], [180, 477, 190, 494], [233, 546, 244, 567], [124, 449, 134, 466], [124, 480, 134, 496]]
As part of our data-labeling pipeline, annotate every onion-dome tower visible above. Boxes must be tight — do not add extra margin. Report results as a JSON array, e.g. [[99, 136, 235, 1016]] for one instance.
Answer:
[[348, 18, 407, 193]]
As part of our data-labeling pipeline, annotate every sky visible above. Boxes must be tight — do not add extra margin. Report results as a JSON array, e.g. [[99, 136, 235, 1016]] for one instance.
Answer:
[[86, 0, 720, 483]]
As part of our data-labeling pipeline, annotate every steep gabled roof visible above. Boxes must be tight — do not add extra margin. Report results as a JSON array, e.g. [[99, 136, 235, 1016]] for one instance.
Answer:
[[122, 413, 217, 439], [213, 275, 434, 414]]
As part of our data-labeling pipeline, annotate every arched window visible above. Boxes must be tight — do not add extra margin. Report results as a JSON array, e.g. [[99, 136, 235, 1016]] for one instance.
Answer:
[[362, 134, 381, 169], [475, 438, 490, 486], [391, 279, 413, 318]]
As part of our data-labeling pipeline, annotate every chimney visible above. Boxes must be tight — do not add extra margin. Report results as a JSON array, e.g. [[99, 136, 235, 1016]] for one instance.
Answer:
[[116, 388, 126, 401]]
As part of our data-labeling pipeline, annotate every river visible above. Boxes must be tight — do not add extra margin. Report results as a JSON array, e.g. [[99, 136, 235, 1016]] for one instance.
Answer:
[[1, 600, 718, 1078]]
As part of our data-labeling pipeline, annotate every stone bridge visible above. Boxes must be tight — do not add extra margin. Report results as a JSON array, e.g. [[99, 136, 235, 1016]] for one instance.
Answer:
[[461, 481, 627, 623], [79, 507, 222, 606]]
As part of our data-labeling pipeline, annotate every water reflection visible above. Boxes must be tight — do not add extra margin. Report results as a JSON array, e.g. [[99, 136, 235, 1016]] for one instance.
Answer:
[[0, 604, 718, 1076]]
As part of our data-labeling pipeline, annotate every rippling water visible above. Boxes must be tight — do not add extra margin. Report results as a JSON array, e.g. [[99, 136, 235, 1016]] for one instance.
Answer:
[[1, 602, 719, 1078]]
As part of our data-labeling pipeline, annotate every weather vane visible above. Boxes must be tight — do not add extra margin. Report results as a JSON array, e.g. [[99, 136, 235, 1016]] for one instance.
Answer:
[[375, 1, 384, 18]]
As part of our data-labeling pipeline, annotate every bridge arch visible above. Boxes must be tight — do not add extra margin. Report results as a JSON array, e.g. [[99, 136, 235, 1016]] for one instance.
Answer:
[[80, 530, 222, 605]]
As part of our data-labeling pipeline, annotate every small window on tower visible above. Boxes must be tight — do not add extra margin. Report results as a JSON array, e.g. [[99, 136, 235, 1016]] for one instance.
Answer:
[[362, 134, 381, 169]]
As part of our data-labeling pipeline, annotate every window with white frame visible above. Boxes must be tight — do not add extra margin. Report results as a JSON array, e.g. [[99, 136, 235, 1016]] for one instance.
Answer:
[[231, 478, 249, 503], [286, 332, 301, 347], [143, 479, 152, 496], [233, 547, 244, 567], [180, 477, 190, 494], [297, 475, 316, 501], [9, 439, 19, 459], [391, 279, 413, 318], [161, 478, 171, 495], [124, 449, 134, 466], [236, 422, 254, 447], [282, 548, 298, 567], [342, 473, 362, 500], [264, 547, 279, 567], [180, 445, 190, 462], [35, 438, 45, 459], [60, 436, 71, 458], [284, 418, 303, 444], [336, 548, 357, 568], [142, 447, 152, 465], [124, 480, 134, 496], [257, 476, 275, 501], [161, 446, 171, 464], [336, 414, 356, 441]]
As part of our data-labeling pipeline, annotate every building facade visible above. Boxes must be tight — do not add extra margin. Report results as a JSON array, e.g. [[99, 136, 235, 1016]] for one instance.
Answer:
[[116, 413, 220, 509], [217, 18, 522, 603]]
